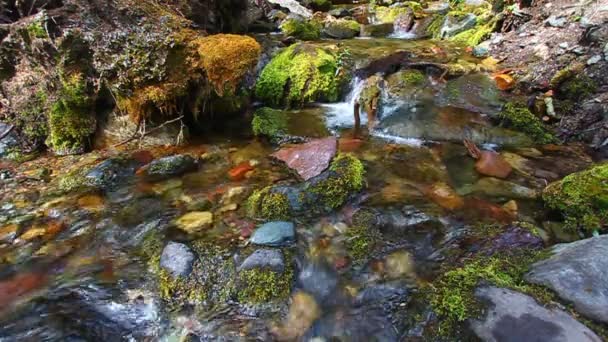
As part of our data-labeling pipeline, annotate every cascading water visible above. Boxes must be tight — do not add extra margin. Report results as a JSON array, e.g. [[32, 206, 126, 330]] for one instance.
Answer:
[[322, 77, 367, 129]]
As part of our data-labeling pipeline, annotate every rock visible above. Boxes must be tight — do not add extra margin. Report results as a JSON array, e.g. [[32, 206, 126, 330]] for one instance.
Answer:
[[0, 123, 19, 159], [298, 262, 339, 303], [468, 177, 538, 199], [526, 235, 608, 324], [141, 154, 197, 180], [228, 161, 254, 181], [174, 211, 213, 234], [471, 286, 601, 341], [239, 249, 285, 273], [480, 224, 545, 255], [84, 157, 140, 189], [273, 291, 321, 340], [267, 0, 312, 18], [328, 8, 350, 18], [474, 151, 513, 179], [360, 23, 394, 37], [160, 242, 195, 278], [604, 43, 608, 61], [472, 42, 490, 58], [545, 15, 567, 28], [324, 19, 361, 39], [425, 182, 465, 210], [587, 55, 601, 65], [271, 137, 337, 181], [440, 13, 477, 38], [250, 221, 296, 247]]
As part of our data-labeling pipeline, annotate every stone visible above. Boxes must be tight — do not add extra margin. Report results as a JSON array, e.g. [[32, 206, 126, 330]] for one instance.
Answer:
[[526, 235, 608, 324], [439, 13, 476, 38], [471, 286, 601, 342], [587, 55, 601, 65], [0, 123, 18, 159], [238, 249, 285, 273], [328, 8, 350, 18], [271, 137, 337, 181], [174, 211, 213, 234], [474, 151, 513, 179], [267, 0, 312, 18], [545, 15, 567, 27], [160, 242, 195, 278], [360, 23, 394, 37], [141, 154, 197, 180], [84, 158, 139, 189], [250, 221, 296, 247], [324, 19, 360, 39], [272, 291, 321, 340], [604, 43, 608, 61], [480, 224, 545, 255], [468, 177, 538, 199], [472, 42, 490, 58], [425, 182, 465, 210]]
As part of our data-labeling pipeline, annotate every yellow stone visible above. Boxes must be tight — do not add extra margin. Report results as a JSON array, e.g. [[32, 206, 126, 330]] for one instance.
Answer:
[[174, 211, 213, 234]]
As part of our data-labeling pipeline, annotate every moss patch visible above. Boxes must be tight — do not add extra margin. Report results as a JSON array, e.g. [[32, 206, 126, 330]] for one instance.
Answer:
[[246, 186, 291, 220], [280, 19, 322, 41], [543, 163, 608, 234], [346, 208, 380, 262], [237, 263, 294, 304], [498, 103, 555, 144], [306, 153, 365, 210], [251, 107, 288, 139], [255, 43, 342, 108]]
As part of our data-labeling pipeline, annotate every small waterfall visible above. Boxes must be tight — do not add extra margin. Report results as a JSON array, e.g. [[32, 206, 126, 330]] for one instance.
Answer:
[[322, 77, 367, 128]]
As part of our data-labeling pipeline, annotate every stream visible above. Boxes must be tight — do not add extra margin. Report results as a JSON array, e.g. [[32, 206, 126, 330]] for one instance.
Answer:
[[0, 35, 599, 341]]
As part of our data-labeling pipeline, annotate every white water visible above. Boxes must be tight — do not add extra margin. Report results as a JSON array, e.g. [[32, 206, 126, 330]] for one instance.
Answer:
[[322, 78, 424, 146]]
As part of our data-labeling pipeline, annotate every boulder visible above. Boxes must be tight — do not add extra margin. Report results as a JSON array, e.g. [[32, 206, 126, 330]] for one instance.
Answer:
[[239, 249, 285, 273], [140, 154, 197, 181], [250, 221, 296, 247], [360, 23, 395, 37], [439, 13, 477, 38], [174, 211, 214, 234], [267, 0, 312, 18], [324, 19, 361, 39], [526, 235, 608, 324], [160, 242, 195, 278], [471, 286, 601, 341]]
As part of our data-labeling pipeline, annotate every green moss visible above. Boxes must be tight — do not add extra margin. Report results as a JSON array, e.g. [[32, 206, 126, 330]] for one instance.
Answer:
[[237, 265, 293, 304], [346, 208, 379, 262], [255, 43, 342, 108], [307, 153, 365, 210], [543, 163, 608, 234], [13, 90, 48, 147], [311, 0, 332, 11], [450, 24, 493, 46], [400, 69, 426, 85], [498, 103, 555, 144], [558, 74, 597, 101], [426, 14, 445, 38], [246, 186, 291, 220], [150, 255, 207, 308], [280, 19, 322, 41], [27, 21, 47, 39], [375, 6, 415, 23], [429, 250, 554, 335], [47, 72, 96, 153], [251, 107, 288, 139]]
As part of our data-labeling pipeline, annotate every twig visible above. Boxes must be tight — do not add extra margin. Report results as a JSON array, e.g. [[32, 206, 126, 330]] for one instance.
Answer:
[[114, 116, 184, 147], [0, 124, 13, 140]]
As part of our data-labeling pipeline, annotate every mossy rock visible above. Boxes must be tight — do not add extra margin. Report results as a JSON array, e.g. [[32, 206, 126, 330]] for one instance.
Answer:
[[374, 5, 418, 23], [247, 153, 365, 219], [236, 249, 294, 305], [346, 208, 381, 262], [543, 163, 608, 234], [255, 43, 344, 108], [310, 0, 333, 12], [557, 74, 597, 101], [498, 103, 555, 144], [280, 19, 322, 41], [324, 19, 361, 39], [251, 107, 288, 140]]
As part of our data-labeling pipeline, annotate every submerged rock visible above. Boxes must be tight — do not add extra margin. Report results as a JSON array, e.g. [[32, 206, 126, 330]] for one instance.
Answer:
[[467, 177, 538, 199], [271, 137, 337, 181], [160, 242, 195, 278], [250, 221, 296, 247], [239, 248, 285, 273], [174, 211, 213, 234], [526, 235, 608, 324], [471, 286, 601, 341], [83, 157, 140, 189], [140, 154, 197, 181]]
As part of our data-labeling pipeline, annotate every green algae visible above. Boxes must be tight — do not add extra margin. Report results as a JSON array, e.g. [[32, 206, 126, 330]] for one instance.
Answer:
[[307, 153, 365, 210], [498, 103, 555, 144], [280, 19, 322, 41], [246, 186, 291, 220], [251, 107, 288, 139], [237, 262, 293, 304]]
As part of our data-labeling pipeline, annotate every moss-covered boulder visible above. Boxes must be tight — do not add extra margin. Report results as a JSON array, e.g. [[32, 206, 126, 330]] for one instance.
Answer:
[[251, 107, 288, 140], [310, 0, 333, 12], [324, 19, 361, 39], [543, 163, 608, 234], [247, 153, 365, 219], [497, 103, 555, 144], [280, 19, 322, 41], [255, 43, 345, 108]]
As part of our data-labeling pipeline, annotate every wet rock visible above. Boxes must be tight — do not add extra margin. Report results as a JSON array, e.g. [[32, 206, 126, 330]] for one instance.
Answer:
[[473, 150, 513, 179], [526, 235, 608, 324], [174, 211, 213, 234], [267, 0, 312, 18], [239, 249, 285, 273], [440, 13, 477, 38], [587, 55, 601, 65], [84, 157, 140, 189], [140, 154, 197, 181], [545, 15, 567, 28], [273, 291, 321, 340], [271, 137, 337, 181], [467, 177, 538, 199], [360, 23, 394, 37], [160, 242, 195, 278], [298, 262, 339, 303], [425, 182, 465, 210], [480, 224, 545, 255], [324, 19, 360, 39], [328, 8, 350, 18], [377, 206, 437, 235], [0, 123, 18, 159], [471, 286, 601, 341], [472, 41, 490, 58], [250, 221, 296, 247]]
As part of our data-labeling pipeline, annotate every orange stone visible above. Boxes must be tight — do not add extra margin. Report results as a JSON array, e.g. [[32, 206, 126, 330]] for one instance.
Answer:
[[494, 74, 515, 90], [475, 151, 513, 179], [228, 161, 254, 181], [425, 182, 464, 211]]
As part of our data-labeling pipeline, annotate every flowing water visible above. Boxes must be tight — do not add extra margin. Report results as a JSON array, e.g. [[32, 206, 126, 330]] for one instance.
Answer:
[[0, 35, 597, 341]]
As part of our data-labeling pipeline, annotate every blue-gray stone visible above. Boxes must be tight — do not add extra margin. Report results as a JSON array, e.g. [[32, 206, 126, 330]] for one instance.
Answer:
[[238, 249, 285, 273], [160, 242, 195, 278], [145, 154, 197, 180], [250, 221, 295, 247]]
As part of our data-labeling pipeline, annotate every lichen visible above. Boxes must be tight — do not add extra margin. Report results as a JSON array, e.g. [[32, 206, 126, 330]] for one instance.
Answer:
[[543, 163, 608, 234], [255, 43, 342, 108], [280, 19, 322, 41], [47, 72, 96, 153], [498, 103, 555, 144], [306, 153, 365, 210], [429, 250, 554, 335], [251, 107, 288, 139]]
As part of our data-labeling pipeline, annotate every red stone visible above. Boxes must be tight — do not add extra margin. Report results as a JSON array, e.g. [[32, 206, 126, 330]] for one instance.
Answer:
[[271, 137, 337, 181], [475, 151, 513, 179], [339, 138, 364, 152], [228, 161, 254, 181]]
